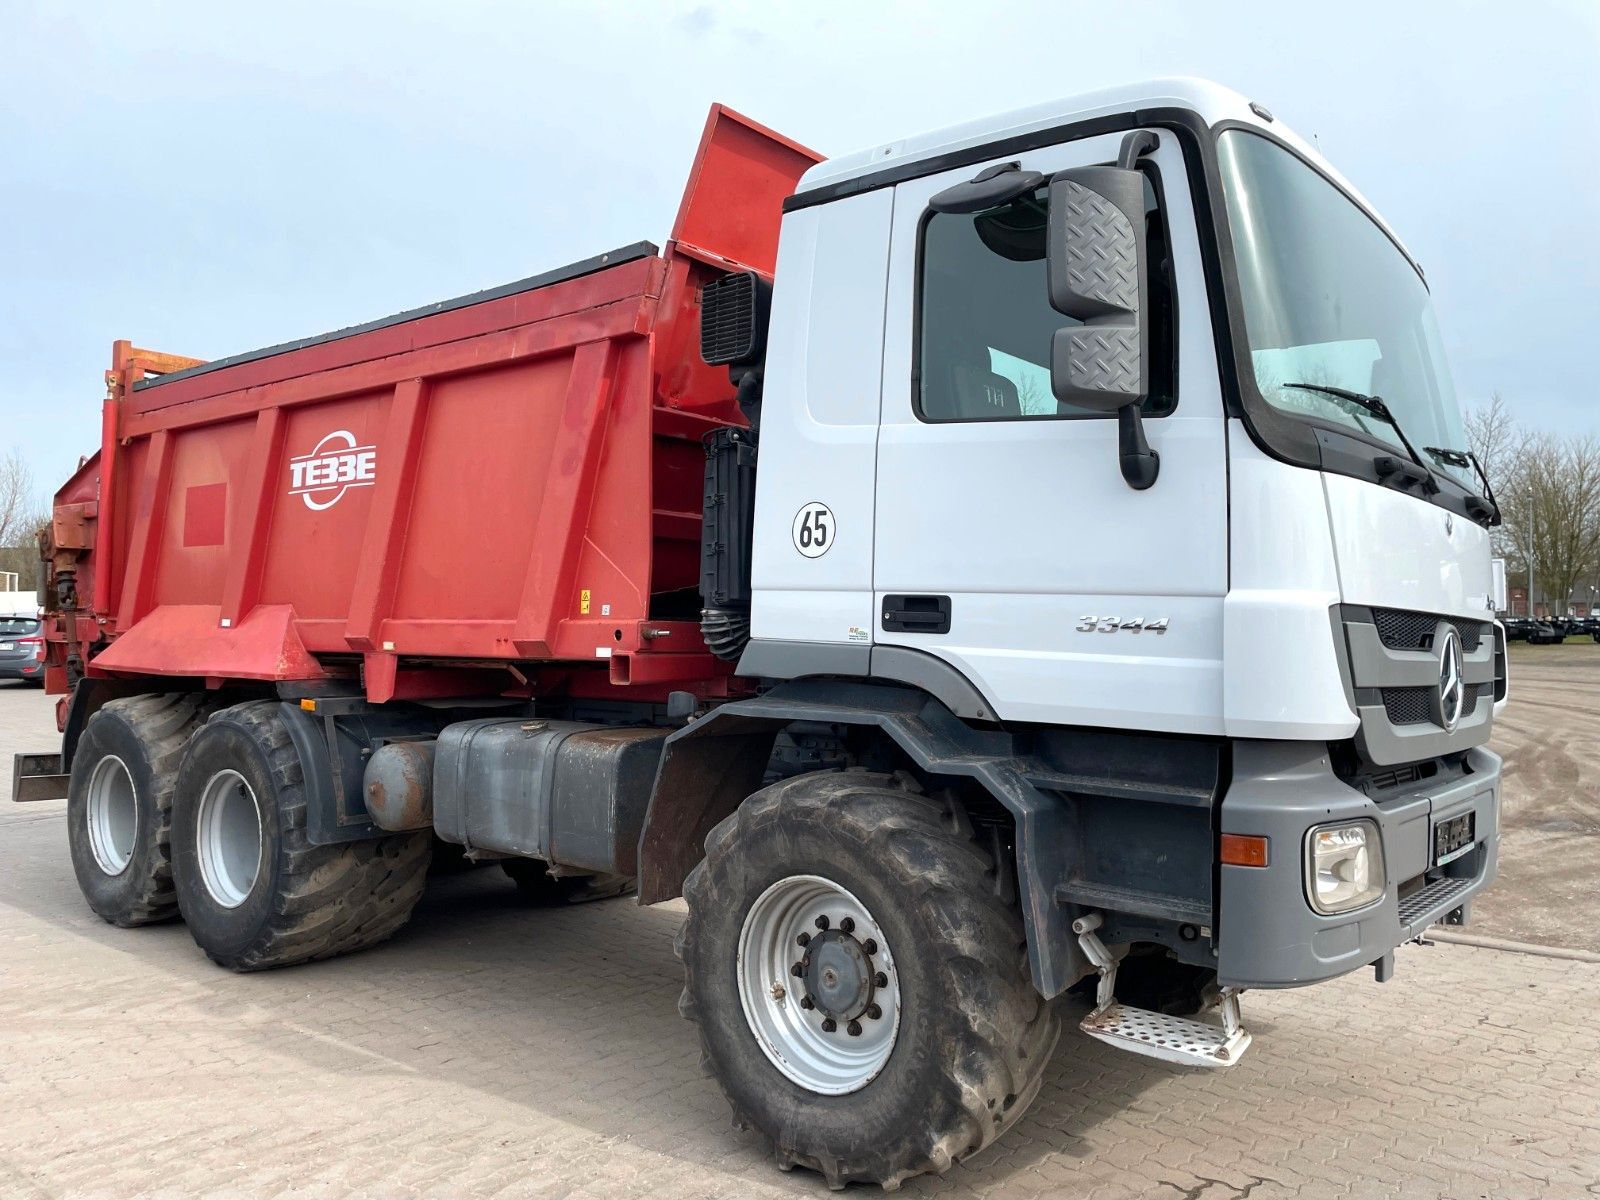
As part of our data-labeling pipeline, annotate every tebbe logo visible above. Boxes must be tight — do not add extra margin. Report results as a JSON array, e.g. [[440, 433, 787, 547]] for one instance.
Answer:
[[288, 429, 377, 510]]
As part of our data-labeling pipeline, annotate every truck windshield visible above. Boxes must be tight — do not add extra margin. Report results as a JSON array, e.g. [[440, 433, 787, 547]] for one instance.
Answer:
[[1217, 129, 1474, 491]]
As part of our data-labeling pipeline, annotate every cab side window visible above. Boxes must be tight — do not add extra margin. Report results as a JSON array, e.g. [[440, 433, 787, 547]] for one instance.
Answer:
[[916, 175, 1174, 422]]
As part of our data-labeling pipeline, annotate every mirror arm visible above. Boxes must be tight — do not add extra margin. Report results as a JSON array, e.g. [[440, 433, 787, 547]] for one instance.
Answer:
[[1116, 129, 1159, 170], [1117, 404, 1160, 490]]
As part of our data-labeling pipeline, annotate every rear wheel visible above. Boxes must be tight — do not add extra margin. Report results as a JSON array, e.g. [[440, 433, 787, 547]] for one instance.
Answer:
[[677, 770, 1058, 1190], [171, 701, 431, 971], [67, 693, 207, 926]]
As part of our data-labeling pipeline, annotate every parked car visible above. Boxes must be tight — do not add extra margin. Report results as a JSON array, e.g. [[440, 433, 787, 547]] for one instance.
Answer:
[[0, 614, 44, 683]]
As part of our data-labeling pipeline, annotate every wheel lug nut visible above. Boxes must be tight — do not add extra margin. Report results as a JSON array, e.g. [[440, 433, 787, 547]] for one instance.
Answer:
[[866, 1003, 882, 1020], [790, 962, 804, 977], [796, 932, 810, 948], [800, 995, 815, 1010], [814, 915, 829, 931], [874, 971, 888, 988], [839, 917, 855, 934], [821, 1018, 837, 1033], [862, 938, 877, 955], [847, 1020, 862, 1037]]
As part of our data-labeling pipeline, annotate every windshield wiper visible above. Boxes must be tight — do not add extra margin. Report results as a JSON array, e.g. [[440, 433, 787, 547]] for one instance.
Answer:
[[1281, 382, 1430, 470], [1424, 445, 1503, 526]]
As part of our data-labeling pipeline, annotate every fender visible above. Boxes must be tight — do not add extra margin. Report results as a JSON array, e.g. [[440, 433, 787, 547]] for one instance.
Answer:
[[638, 678, 1091, 998]]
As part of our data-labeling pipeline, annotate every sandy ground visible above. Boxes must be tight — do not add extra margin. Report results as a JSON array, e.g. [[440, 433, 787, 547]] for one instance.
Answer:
[[1471, 641, 1600, 952]]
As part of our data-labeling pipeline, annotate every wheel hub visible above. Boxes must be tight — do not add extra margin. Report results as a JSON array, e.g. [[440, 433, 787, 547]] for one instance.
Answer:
[[736, 873, 902, 1095], [801, 929, 874, 1021], [195, 768, 263, 909], [85, 754, 138, 877]]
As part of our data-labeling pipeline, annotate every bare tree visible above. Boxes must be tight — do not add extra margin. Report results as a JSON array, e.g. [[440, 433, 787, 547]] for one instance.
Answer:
[[1463, 392, 1523, 496], [0, 449, 38, 548], [1463, 393, 1529, 575], [1509, 432, 1600, 613], [0, 451, 47, 591]]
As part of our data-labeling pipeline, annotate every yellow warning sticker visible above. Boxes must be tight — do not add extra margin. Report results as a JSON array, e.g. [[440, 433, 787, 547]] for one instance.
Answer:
[[580, 589, 592, 615]]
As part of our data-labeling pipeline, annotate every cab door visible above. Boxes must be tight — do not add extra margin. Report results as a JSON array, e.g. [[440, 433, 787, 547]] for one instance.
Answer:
[[873, 127, 1229, 735]]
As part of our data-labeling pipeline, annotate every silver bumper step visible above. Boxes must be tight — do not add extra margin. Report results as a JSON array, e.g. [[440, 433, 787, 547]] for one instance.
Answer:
[[1074, 911, 1252, 1069], [1080, 994, 1252, 1068]]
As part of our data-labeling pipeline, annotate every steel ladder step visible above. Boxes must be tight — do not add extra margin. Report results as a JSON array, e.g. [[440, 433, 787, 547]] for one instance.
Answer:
[[1080, 1001, 1252, 1068]]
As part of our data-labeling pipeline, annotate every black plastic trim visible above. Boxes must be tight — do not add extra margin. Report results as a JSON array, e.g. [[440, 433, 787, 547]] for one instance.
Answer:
[[278, 702, 380, 847], [785, 110, 1157, 212], [134, 242, 659, 392], [881, 594, 952, 634], [734, 639, 996, 722]]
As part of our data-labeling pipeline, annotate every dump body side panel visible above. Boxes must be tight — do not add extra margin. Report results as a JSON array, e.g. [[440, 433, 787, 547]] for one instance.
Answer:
[[39, 103, 822, 714]]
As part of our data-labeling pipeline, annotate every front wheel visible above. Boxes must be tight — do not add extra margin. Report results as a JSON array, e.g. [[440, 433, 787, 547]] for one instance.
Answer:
[[677, 770, 1058, 1190]]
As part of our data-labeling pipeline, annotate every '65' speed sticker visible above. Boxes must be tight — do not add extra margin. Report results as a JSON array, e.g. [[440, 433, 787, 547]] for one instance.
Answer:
[[792, 501, 835, 558]]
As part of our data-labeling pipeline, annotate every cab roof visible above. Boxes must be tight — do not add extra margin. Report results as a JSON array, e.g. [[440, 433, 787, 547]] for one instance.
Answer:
[[791, 77, 1416, 271]]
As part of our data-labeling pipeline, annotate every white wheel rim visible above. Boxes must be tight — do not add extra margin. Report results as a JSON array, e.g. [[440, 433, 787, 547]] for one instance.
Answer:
[[195, 769, 263, 908], [86, 754, 137, 876], [736, 874, 901, 1095]]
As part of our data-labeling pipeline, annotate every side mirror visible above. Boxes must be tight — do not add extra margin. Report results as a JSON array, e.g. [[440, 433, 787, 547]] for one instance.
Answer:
[[1047, 131, 1159, 489]]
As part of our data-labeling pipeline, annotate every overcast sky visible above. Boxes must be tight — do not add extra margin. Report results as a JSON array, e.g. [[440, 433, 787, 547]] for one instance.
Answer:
[[4, 0, 1597, 498]]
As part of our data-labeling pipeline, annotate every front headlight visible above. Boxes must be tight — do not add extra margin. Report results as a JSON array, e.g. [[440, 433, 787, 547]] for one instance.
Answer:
[[1305, 820, 1384, 914]]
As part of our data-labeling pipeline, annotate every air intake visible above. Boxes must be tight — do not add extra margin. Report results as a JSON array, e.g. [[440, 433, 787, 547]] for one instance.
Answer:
[[699, 271, 772, 367]]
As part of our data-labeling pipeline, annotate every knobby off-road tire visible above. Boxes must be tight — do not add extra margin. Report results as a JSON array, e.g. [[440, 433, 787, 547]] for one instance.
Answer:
[[170, 701, 431, 971], [677, 769, 1059, 1191], [67, 693, 208, 926]]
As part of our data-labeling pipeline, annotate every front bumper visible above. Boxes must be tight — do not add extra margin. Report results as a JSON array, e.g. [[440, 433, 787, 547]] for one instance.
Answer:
[[1217, 740, 1499, 988]]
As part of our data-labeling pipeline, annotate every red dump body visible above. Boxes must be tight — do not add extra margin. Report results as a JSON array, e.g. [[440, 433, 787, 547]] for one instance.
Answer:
[[42, 107, 821, 710]]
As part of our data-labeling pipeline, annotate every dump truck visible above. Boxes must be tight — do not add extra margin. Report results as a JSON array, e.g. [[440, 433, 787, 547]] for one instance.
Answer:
[[19, 79, 1506, 1189]]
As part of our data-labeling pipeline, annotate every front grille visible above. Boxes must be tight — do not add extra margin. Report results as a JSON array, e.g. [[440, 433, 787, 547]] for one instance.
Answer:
[[1369, 762, 1425, 790], [1382, 687, 1432, 726], [1373, 607, 1487, 652], [1381, 682, 1493, 728]]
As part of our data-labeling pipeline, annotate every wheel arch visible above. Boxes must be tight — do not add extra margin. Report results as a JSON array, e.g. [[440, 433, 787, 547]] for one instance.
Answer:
[[638, 678, 1089, 998]]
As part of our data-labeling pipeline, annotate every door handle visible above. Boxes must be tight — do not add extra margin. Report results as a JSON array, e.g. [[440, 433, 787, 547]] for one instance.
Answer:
[[882, 595, 951, 635]]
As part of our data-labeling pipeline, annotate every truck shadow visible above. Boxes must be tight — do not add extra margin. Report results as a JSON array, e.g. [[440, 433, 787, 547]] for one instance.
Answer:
[[194, 866, 1203, 1193]]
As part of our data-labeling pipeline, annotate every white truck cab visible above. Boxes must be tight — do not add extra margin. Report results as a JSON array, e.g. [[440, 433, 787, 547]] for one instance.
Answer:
[[686, 75, 1502, 1091], [749, 78, 1498, 744]]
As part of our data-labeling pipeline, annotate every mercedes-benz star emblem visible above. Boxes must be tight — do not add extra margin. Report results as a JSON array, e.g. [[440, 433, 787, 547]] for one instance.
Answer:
[[1433, 624, 1466, 733]]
